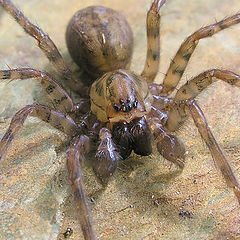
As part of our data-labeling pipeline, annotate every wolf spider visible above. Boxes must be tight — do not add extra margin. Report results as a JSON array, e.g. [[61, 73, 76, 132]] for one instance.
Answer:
[[0, 0, 240, 239]]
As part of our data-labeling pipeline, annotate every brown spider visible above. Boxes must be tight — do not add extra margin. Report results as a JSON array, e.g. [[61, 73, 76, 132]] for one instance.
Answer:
[[0, 0, 240, 239]]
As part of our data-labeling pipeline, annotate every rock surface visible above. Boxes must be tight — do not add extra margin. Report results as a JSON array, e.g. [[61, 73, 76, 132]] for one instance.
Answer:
[[0, 0, 240, 239]]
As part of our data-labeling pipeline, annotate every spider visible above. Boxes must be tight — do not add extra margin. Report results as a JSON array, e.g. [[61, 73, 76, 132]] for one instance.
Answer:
[[0, 0, 240, 239]]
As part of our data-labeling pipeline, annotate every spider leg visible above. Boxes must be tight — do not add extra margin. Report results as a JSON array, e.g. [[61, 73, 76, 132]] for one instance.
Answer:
[[67, 135, 97, 240], [93, 128, 121, 185], [0, 68, 75, 114], [141, 0, 166, 82], [148, 116, 185, 168], [0, 0, 86, 94], [0, 104, 79, 161], [167, 69, 240, 131], [162, 14, 240, 94], [187, 100, 240, 204]]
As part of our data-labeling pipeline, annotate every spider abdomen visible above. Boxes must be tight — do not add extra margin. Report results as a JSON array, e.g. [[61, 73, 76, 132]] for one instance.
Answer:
[[66, 6, 134, 78]]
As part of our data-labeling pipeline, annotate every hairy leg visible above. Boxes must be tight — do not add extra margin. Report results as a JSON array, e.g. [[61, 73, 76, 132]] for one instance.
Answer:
[[148, 116, 185, 168], [0, 0, 86, 94], [167, 69, 240, 131], [187, 100, 240, 203], [141, 0, 166, 82], [162, 14, 240, 94], [175, 69, 240, 101], [0, 104, 79, 161], [0, 68, 75, 113], [67, 135, 97, 240], [93, 128, 121, 185]]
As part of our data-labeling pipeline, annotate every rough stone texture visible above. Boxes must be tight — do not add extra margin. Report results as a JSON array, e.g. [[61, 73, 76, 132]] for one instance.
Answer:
[[0, 0, 240, 239]]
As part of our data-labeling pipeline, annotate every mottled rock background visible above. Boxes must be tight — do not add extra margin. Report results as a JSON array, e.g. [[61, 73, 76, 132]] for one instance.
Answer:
[[0, 0, 240, 239]]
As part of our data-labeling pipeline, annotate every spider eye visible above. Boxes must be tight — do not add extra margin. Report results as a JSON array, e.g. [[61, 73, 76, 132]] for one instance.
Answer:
[[113, 104, 121, 112], [132, 99, 138, 108], [119, 99, 124, 105]]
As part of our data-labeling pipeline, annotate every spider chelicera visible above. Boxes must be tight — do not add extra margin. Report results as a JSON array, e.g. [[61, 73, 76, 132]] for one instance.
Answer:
[[0, 0, 240, 239]]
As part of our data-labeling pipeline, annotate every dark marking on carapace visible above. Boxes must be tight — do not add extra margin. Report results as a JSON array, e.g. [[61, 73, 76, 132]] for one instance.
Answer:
[[46, 84, 56, 94]]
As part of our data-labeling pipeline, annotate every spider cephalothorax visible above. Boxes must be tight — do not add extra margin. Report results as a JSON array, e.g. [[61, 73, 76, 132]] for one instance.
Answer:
[[90, 69, 152, 123], [0, 0, 240, 239]]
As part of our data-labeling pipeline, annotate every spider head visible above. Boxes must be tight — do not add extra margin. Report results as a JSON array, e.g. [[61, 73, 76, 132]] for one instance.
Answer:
[[90, 69, 152, 122], [105, 70, 149, 123], [113, 97, 138, 113], [108, 94, 147, 123]]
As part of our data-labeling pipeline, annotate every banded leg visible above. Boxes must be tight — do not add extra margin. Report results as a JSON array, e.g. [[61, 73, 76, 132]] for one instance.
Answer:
[[141, 0, 165, 82], [0, 0, 86, 94], [0, 68, 74, 113], [0, 104, 79, 161], [162, 14, 240, 94], [0, 68, 91, 118], [148, 117, 185, 168], [67, 135, 96, 240], [0, 0, 71, 80], [187, 100, 240, 204], [93, 128, 121, 185], [166, 69, 240, 131], [0, 68, 75, 113]]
